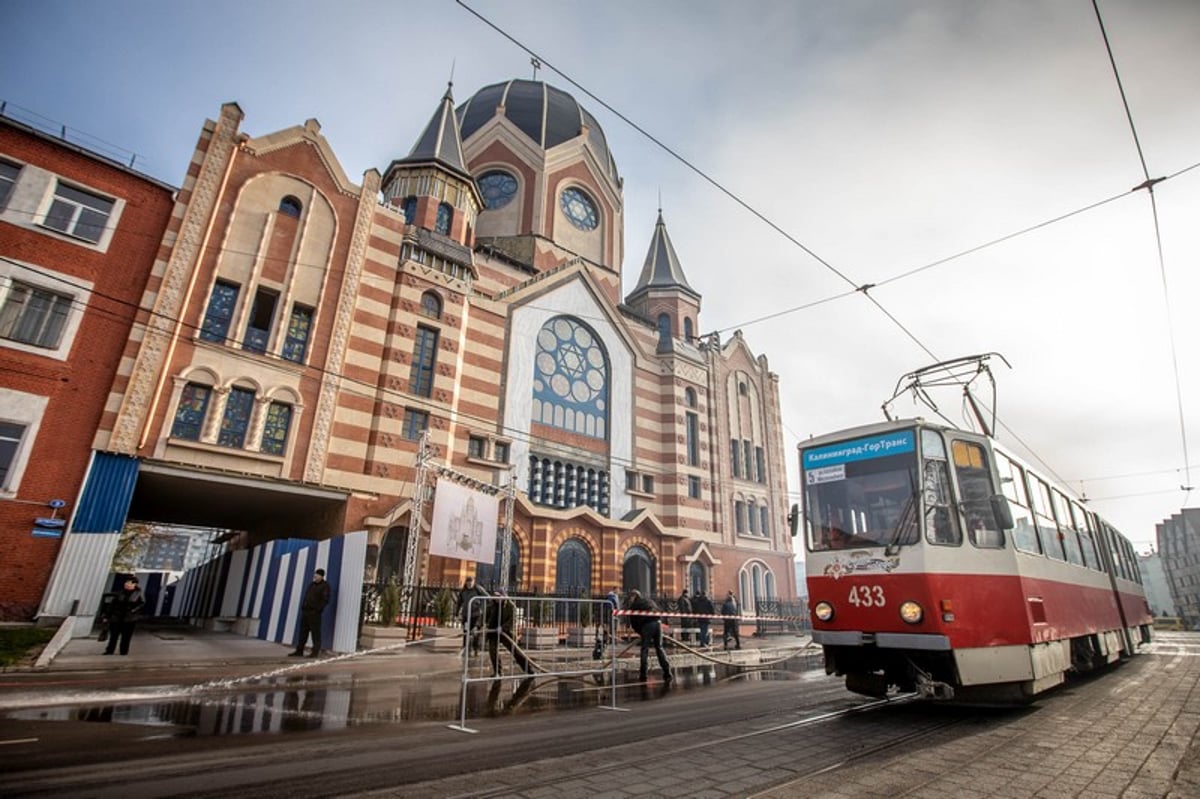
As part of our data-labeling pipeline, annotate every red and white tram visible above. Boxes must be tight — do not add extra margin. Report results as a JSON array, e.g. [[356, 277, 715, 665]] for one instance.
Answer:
[[802, 418, 1152, 703]]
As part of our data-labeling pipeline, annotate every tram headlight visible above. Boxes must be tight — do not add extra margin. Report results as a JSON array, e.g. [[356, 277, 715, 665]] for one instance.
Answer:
[[813, 601, 834, 622], [899, 601, 924, 625]]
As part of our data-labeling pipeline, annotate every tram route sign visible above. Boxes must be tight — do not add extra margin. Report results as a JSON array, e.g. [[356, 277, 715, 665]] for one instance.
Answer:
[[803, 429, 915, 470]]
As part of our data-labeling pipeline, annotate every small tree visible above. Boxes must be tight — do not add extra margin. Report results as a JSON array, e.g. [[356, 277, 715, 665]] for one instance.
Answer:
[[379, 578, 400, 627], [433, 587, 455, 626]]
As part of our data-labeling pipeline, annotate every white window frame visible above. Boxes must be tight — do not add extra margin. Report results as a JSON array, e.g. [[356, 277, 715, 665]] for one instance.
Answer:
[[0, 154, 125, 252], [0, 260, 91, 361], [0, 388, 48, 497]]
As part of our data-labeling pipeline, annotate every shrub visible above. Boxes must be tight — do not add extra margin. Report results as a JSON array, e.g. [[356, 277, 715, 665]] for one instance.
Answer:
[[379, 578, 400, 627]]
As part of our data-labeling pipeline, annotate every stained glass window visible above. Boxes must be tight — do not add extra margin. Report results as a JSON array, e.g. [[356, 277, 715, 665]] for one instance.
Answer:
[[403, 196, 417, 225], [218, 387, 255, 448], [279, 196, 302, 217], [559, 187, 598, 231], [420, 291, 442, 319], [261, 402, 292, 455], [171, 383, 211, 440], [478, 171, 517, 209], [282, 304, 313, 363], [200, 281, 238, 343], [435, 202, 452, 235], [531, 316, 607, 439]]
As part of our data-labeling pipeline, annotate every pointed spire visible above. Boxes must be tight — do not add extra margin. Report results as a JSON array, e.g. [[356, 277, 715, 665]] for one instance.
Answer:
[[399, 82, 470, 177], [628, 210, 699, 301]]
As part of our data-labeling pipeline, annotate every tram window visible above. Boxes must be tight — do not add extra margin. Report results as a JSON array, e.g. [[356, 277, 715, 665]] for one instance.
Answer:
[[1030, 477, 1065, 561], [1071, 501, 1101, 570], [805, 453, 919, 552], [951, 440, 1004, 548], [1051, 489, 1084, 566], [997, 454, 1040, 554]]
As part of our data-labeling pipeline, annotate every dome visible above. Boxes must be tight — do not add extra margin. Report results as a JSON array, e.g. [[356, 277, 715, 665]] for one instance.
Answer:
[[456, 79, 620, 185]]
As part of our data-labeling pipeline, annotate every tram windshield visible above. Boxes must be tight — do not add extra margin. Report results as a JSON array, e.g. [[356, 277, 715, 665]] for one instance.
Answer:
[[803, 429, 920, 551]]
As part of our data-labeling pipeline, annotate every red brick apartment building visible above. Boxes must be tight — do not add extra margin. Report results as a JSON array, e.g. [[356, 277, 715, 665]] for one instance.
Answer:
[[36, 79, 797, 631], [0, 116, 174, 619]]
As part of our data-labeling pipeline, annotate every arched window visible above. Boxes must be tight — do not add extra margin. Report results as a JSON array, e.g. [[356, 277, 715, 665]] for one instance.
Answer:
[[688, 562, 707, 597], [683, 317, 694, 341], [555, 538, 591, 597], [623, 545, 656, 595], [685, 388, 697, 408], [279, 196, 302, 217], [531, 316, 608, 439], [436, 202, 452, 235], [656, 313, 671, 343], [403, 196, 417, 225], [420, 291, 442, 319]]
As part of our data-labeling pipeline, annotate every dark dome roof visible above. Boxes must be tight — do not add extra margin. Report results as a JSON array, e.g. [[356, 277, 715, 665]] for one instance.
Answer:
[[456, 79, 620, 184]]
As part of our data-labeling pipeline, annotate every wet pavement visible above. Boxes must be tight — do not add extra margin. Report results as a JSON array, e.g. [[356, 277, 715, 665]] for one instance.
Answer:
[[0, 621, 820, 735]]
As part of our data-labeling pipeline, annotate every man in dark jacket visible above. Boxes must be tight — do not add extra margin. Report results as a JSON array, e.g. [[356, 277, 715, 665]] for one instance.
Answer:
[[290, 568, 331, 657], [676, 589, 692, 643], [484, 588, 533, 677], [457, 576, 488, 654], [103, 576, 145, 656], [692, 590, 716, 647], [721, 590, 742, 650], [626, 589, 672, 683]]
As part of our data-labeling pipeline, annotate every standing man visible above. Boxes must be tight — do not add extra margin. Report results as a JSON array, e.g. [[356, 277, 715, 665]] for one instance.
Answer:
[[676, 589, 692, 643], [692, 589, 715, 647], [457, 576, 487, 654], [103, 576, 145, 656], [721, 590, 742, 650], [602, 586, 620, 645], [626, 589, 672, 683], [290, 568, 331, 657]]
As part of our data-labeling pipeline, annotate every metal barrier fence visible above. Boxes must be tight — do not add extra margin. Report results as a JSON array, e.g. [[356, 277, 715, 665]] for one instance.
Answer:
[[359, 583, 809, 642], [450, 595, 625, 733]]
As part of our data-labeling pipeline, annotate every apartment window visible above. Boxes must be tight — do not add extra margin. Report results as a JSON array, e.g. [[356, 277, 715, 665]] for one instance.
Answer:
[[760, 506, 770, 537], [410, 325, 439, 397], [734, 500, 746, 534], [626, 470, 638, 491], [468, 435, 486, 458], [730, 439, 741, 478], [42, 182, 113, 243], [641, 474, 654, 495], [282, 304, 313, 363], [0, 161, 19, 208], [243, 288, 278, 354], [261, 402, 292, 456], [748, 501, 758, 534], [171, 384, 211, 440], [218, 387, 255, 448], [755, 446, 765, 483], [0, 281, 72, 349], [688, 475, 701, 499], [0, 422, 25, 486], [200, 281, 239, 343], [402, 409, 429, 441], [436, 202, 452, 235], [743, 440, 753, 481], [493, 442, 510, 463]]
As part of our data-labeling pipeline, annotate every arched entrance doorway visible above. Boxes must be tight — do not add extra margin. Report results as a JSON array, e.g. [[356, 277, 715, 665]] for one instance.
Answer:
[[555, 538, 591, 596], [378, 526, 408, 585], [622, 545, 655, 595]]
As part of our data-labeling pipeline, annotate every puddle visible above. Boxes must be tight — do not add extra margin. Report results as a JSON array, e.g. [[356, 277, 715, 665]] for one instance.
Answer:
[[5, 662, 814, 737]]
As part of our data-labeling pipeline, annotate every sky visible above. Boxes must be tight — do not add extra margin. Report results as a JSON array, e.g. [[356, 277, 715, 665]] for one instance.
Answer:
[[4, 0, 1199, 555]]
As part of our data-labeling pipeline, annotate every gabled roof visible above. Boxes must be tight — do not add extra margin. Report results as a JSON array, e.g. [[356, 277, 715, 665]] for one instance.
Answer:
[[625, 210, 699, 304]]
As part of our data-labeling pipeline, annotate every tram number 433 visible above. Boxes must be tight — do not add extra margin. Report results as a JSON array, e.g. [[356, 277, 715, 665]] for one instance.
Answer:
[[847, 585, 886, 607]]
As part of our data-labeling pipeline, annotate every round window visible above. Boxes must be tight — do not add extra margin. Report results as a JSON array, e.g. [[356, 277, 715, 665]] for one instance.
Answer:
[[559, 187, 598, 231], [479, 171, 518, 210]]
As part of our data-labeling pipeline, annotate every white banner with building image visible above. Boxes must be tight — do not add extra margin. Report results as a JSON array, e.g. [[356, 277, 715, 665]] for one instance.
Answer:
[[428, 477, 499, 564]]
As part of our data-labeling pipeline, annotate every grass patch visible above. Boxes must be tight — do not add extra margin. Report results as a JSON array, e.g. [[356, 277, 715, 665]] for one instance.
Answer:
[[0, 626, 55, 668]]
